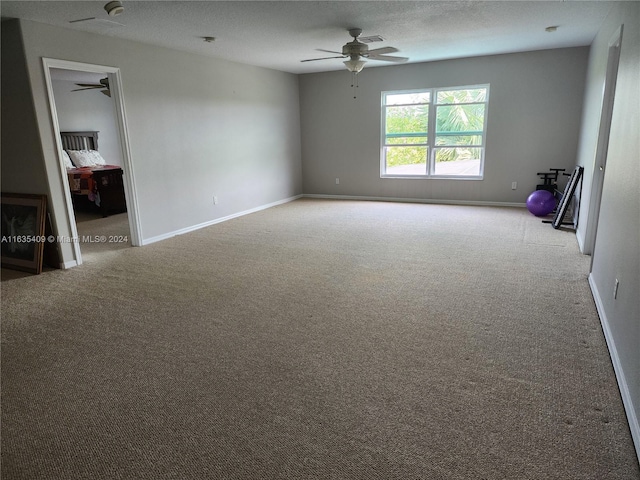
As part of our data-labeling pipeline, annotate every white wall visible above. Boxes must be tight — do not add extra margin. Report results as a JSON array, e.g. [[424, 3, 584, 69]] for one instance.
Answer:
[[6, 19, 301, 264], [51, 74, 123, 167], [299, 48, 589, 204], [577, 1, 640, 460]]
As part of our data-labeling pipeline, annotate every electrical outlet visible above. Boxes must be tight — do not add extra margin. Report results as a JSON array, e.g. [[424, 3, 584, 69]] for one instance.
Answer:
[[213, 195, 218, 205], [336, 178, 340, 185], [614, 279, 619, 299], [511, 181, 517, 190]]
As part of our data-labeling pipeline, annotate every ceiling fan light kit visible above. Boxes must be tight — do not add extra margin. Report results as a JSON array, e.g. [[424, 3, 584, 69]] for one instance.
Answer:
[[344, 59, 366, 73], [104, 1, 124, 17]]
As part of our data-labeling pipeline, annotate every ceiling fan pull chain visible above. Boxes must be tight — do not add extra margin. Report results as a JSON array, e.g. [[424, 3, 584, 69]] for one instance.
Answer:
[[351, 71, 359, 99]]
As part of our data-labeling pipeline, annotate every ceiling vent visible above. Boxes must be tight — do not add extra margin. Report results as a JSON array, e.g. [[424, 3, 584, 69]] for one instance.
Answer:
[[359, 35, 385, 44]]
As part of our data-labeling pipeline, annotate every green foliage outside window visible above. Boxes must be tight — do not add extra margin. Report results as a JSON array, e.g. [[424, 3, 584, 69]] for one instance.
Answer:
[[385, 146, 427, 168], [385, 104, 427, 167], [434, 90, 485, 163]]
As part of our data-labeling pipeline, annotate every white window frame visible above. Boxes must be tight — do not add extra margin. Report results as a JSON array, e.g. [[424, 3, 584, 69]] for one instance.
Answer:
[[380, 84, 490, 180]]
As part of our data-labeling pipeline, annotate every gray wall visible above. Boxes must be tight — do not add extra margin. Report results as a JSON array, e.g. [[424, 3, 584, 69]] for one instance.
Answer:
[[577, 1, 640, 458], [299, 48, 589, 204], [51, 74, 123, 167], [5, 19, 302, 263], [1, 21, 49, 197]]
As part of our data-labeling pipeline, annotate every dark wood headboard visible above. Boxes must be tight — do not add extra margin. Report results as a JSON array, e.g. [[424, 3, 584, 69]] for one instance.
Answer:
[[60, 131, 99, 151]]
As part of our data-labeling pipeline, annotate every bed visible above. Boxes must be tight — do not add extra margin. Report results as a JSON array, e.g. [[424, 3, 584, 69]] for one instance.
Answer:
[[61, 131, 127, 218]]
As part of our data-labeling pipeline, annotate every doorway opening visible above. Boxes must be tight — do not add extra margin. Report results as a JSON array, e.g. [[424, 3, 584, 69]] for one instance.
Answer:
[[43, 59, 141, 266], [584, 26, 623, 259]]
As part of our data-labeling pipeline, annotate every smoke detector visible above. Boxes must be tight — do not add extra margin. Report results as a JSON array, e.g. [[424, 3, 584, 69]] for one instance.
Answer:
[[104, 1, 124, 16]]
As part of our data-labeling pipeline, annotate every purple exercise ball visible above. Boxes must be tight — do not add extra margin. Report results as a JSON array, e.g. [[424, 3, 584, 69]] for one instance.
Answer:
[[526, 190, 556, 216]]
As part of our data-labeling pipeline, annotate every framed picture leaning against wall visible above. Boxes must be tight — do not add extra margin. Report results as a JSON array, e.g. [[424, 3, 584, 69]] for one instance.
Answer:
[[1, 193, 47, 274]]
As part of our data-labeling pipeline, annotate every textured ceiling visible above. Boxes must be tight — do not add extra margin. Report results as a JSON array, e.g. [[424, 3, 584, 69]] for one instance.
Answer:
[[1, 1, 615, 74]]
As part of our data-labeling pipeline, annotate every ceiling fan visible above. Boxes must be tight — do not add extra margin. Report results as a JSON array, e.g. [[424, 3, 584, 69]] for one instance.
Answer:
[[72, 77, 111, 97], [302, 28, 409, 73]]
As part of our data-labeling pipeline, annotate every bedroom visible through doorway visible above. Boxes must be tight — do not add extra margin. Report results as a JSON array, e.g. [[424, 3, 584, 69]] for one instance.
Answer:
[[50, 68, 131, 261], [43, 58, 141, 267]]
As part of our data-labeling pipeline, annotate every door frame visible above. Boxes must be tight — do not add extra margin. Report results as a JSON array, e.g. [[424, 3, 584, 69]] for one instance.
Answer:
[[42, 58, 142, 265], [584, 26, 623, 258]]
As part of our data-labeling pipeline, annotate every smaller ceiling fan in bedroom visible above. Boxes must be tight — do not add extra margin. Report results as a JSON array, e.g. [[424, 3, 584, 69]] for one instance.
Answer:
[[72, 77, 111, 97], [302, 28, 408, 98]]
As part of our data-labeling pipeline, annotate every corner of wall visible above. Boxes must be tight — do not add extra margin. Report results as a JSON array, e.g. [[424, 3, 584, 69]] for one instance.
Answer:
[[1, 19, 76, 266]]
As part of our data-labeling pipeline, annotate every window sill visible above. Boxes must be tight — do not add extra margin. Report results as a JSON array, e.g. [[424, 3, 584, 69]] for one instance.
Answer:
[[381, 174, 484, 180]]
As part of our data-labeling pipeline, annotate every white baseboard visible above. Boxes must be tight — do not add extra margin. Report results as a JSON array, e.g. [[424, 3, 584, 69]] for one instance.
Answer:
[[576, 230, 586, 254], [141, 194, 303, 246], [132, 194, 525, 246], [303, 193, 526, 208], [589, 273, 640, 463], [61, 260, 78, 269]]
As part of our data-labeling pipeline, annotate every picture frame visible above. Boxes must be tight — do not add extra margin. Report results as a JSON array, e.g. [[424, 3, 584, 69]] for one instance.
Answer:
[[552, 166, 583, 229], [1, 193, 48, 274]]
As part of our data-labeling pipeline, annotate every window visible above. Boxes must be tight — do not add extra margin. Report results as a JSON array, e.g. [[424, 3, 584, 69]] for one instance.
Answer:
[[381, 85, 489, 179]]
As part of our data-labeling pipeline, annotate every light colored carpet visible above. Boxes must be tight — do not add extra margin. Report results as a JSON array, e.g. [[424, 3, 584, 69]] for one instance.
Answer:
[[2, 199, 638, 479]]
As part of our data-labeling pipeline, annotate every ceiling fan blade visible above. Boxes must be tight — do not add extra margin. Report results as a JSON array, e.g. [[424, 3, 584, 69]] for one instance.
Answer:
[[316, 49, 344, 55], [367, 54, 409, 63], [367, 46, 399, 55], [74, 83, 103, 88], [301, 55, 346, 63]]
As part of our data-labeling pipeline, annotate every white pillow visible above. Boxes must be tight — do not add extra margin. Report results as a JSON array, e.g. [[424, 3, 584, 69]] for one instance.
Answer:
[[67, 149, 107, 167], [90, 150, 107, 166], [62, 150, 74, 169], [67, 150, 94, 167]]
